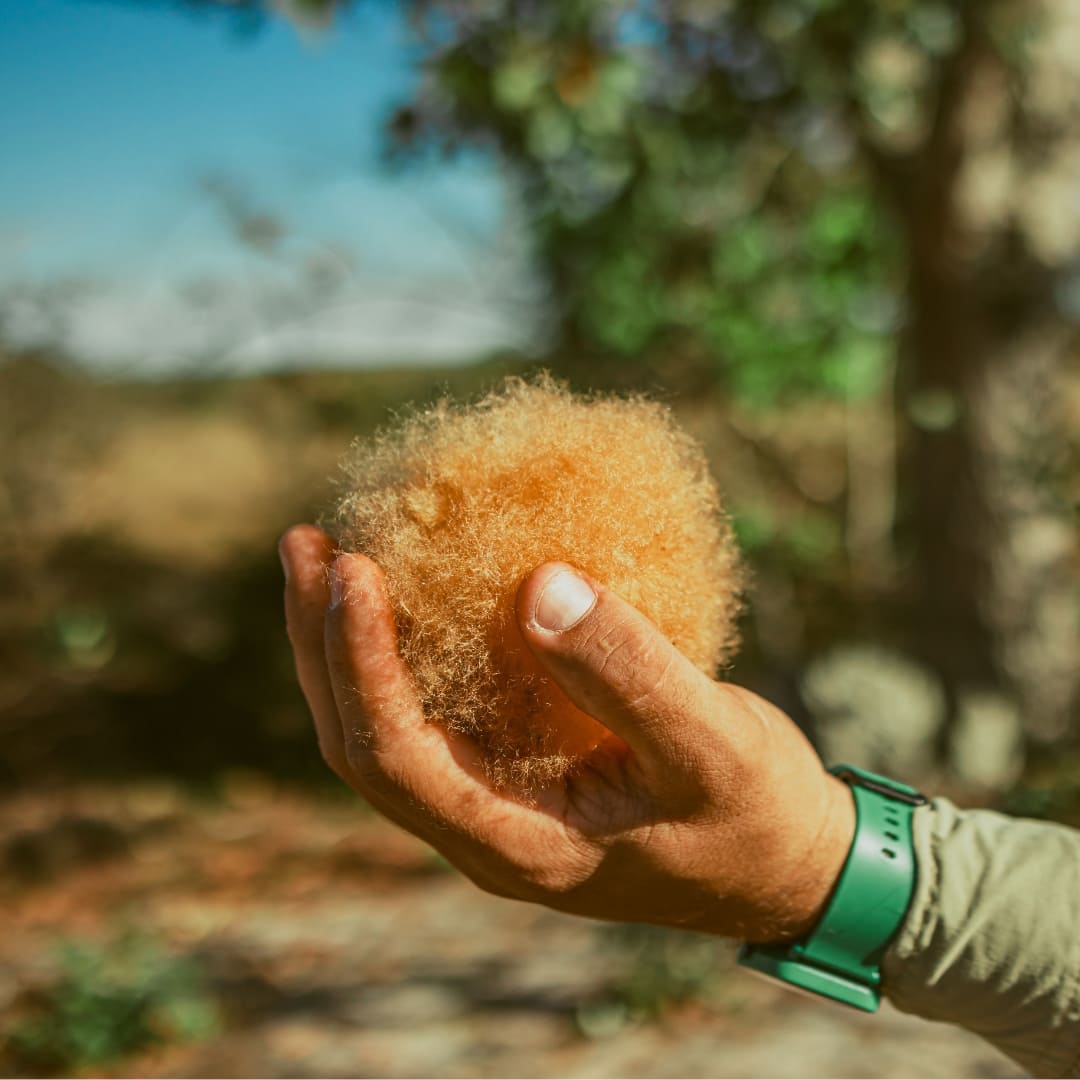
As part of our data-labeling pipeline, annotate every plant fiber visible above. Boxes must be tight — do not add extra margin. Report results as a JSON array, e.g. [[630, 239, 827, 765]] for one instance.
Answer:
[[330, 373, 741, 789]]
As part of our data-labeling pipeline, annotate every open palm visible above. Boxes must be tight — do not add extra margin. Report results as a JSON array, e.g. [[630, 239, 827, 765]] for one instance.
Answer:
[[279, 523, 854, 942]]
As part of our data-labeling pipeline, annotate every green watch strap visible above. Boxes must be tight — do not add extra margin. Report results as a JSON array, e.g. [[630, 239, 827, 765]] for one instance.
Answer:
[[737, 764, 926, 1012]]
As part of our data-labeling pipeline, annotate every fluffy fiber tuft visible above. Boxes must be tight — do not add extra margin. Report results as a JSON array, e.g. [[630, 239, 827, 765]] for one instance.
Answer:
[[330, 373, 742, 790]]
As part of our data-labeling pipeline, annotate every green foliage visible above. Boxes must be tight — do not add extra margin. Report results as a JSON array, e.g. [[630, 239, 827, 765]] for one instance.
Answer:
[[386, 0, 953, 405], [1004, 750, 1080, 827], [577, 922, 727, 1036], [5, 932, 220, 1072], [731, 503, 841, 567]]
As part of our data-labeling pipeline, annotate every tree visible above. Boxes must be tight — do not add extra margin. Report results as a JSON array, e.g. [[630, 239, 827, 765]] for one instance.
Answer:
[[404, 0, 1080, 757]]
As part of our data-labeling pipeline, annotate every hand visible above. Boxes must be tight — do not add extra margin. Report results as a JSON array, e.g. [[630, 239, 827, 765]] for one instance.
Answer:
[[278, 523, 855, 943]]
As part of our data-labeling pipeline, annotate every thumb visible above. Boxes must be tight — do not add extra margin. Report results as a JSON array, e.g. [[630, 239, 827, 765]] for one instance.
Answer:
[[516, 562, 720, 780]]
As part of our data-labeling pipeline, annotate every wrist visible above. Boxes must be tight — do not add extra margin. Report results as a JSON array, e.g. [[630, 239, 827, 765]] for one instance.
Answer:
[[738, 764, 926, 1012], [767, 773, 858, 944]]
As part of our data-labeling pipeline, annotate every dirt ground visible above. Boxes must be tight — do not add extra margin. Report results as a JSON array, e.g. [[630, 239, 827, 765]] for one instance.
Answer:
[[0, 781, 1020, 1079]]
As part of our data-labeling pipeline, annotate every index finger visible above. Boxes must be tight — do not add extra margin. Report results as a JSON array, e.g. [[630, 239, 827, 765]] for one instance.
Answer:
[[279, 524, 348, 778]]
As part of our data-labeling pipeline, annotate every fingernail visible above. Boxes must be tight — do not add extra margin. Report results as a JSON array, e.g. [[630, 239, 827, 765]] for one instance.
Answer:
[[278, 545, 290, 584], [533, 569, 596, 633], [328, 562, 344, 609]]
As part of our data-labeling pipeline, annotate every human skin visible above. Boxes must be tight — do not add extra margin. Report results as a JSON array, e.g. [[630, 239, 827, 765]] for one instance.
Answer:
[[279, 523, 857, 943]]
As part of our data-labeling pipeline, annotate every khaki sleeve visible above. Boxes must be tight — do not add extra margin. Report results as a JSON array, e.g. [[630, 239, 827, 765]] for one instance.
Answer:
[[882, 798, 1080, 1078]]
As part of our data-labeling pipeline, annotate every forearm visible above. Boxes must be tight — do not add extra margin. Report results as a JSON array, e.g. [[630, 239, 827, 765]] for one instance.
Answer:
[[883, 798, 1080, 1078]]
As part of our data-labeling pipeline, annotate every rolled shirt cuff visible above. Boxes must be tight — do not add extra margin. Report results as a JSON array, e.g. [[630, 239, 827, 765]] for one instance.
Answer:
[[883, 798, 1080, 1078]]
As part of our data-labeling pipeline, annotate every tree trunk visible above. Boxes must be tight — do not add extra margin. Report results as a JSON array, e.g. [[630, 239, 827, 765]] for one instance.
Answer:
[[899, 263, 1077, 751], [894, 10, 1080, 760]]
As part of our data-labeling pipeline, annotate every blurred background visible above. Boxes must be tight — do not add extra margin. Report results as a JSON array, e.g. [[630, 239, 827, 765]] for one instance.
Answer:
[[2, 0, 1078, 1075]]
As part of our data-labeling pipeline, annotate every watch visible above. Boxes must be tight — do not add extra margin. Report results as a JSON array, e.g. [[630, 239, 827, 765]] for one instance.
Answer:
[[737, 763, 927, 1012]]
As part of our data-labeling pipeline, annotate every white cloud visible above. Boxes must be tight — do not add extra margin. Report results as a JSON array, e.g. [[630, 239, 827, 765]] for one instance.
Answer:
[[1, 148, 541, 377], [1, 271, 534, 378]]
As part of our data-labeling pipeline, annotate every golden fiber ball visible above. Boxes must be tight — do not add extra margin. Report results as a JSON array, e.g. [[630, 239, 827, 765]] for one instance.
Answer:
[[330, 373, 742, 789]]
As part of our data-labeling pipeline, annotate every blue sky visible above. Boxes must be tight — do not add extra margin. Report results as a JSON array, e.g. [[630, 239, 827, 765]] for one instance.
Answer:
[[0, 0, 527, 373]]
